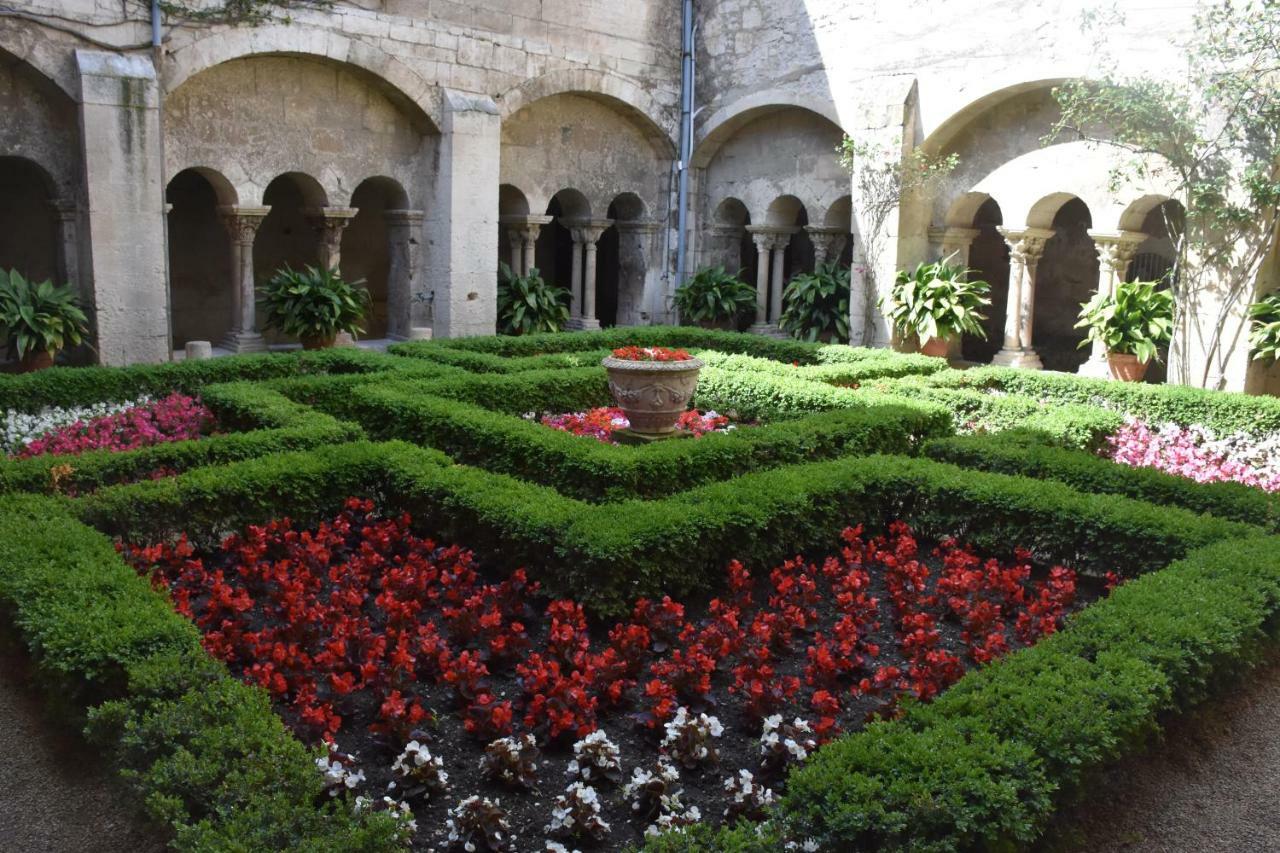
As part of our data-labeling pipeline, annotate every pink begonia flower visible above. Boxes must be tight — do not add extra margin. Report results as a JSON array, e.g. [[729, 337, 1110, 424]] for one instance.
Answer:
[[1106, 416, 1280, 492], [16, 393, 214, 459]]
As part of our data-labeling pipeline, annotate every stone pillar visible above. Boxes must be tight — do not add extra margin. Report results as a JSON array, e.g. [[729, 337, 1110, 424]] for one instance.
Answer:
[[770, 238, 789, 323], [569, 238, 585, 319], [52, 201, 84, 302], [566, 219, 611, 330], [426, 89, 501, 338], [616, 220, 659, 327], [498, 214, 553, 276], [1079, 230, 1147, 376], [73, 51, 169, 364], [747, 228, 773, 329], [384, 209, 425, 341], [805, 225, 849, 266], [218, 205, 270, 353], [308, 207, 358, 272], [991, 227, 1052, 369]]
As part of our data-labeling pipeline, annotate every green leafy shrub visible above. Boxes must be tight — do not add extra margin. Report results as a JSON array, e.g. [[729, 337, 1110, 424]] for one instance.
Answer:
[[1075, 279, 1173, 363], [779, 261, 851, 342], [497, 264, 571, 335], [259, 264, 369, 344], [0, 268, 88, 361], [881, 256, 992, 343], [1248, 291, 1280, 363], [673, 266, 758, 327]]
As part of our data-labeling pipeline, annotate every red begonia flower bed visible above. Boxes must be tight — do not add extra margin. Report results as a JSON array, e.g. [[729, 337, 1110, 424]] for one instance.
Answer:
[[120, 500, 1091, 849]]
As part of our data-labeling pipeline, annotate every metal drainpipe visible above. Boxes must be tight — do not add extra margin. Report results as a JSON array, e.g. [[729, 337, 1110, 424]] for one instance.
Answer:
[[152, 0, 175, 357], [674, 0, 695, 300]]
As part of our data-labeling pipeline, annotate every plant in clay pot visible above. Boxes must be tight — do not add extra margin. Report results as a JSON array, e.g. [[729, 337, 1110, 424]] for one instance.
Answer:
[[779, 262, 851, 343], [601, 346, 704, 436], [881, 255, 991, 357], [1248, 291, 1280, 365], [0, 269, 88, 372], [1075, 279, 1173, 382], [497, 263, 570, 335], [673, 266, 757, 330], [259, 264, 368, 349]]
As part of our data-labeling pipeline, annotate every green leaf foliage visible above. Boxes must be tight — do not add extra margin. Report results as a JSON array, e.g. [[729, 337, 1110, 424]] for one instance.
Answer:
[[497, 264, 571, 335], [881, 255, 992, 344], [1248, 291, 1280, 362], [1075, 280, 1173, 363], [673, 266, 758, 326], [258, 264, 369, 342], [779, 262, 851, 343], [0, 268, 89, 360]]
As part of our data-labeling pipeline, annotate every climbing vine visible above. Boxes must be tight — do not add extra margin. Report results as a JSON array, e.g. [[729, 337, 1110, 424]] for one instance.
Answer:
[[157, 0, 331, 27]]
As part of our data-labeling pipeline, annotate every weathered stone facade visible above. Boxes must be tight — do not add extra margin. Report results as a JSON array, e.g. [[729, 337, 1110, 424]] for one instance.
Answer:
[[0, 0, 1274, 390]]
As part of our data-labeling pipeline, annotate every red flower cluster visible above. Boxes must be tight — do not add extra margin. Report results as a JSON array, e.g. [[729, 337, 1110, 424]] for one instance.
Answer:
[[18, 393, 214, 459], [122, 505, 1083, 762], [610, 346, 694, 362]]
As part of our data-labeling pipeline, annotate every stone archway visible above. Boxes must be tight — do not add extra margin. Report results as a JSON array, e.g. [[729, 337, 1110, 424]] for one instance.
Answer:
[[1032, 198, 1099, 373], [0, 156, 59, 285], [166, 167, 236, 349], [342, 176, 411, 339]]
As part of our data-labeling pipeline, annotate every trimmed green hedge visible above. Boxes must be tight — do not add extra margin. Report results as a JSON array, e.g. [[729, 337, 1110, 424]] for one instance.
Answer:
[[764, 533, 1280, 852], [0, 347, 409, 412], [698, 349, 946, 386], [339, 384, 953, 501], [925, 432, 1280, 531], [928, 365, 1280, 436], [0, 494, 401, 849], [0, 383, 363, 496], [78, 443, 1254, 616]]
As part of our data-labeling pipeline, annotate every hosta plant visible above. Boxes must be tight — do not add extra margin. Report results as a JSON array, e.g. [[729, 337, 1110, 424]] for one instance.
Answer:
[[497, 263, 570, 335], [0, 268, 88, 368], [881, 255, 991, 349], [779, 261, 851, 343], [258, 264, 368, 347], [673, 265, 757, 328], [1248, 291, 1280, 363], [1075, 279, 1174, 363]]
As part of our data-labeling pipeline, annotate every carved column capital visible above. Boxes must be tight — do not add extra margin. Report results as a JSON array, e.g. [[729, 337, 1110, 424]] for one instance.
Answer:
[[1089, 229, 1147, 276], [565, 218, 613, 246], [307, 206, 358, 253], [746, 225, 798, 252], [218, 205, 271, 245], [998, 226, 1054, 266]]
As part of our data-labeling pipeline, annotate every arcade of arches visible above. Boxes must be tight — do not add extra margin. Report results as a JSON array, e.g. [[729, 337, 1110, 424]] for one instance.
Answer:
[[0, 10, 1270, 391]]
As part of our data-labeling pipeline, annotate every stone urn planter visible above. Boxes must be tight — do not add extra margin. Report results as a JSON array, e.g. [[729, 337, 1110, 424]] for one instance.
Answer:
[[1107, 352, 1150, 382], [602, 349, 704, 435]]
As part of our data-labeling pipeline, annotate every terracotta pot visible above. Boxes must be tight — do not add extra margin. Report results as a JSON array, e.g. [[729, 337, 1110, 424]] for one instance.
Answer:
[[1107, 352, 1150, 382], [919, 336, 951, 358], [601, 355, 704, 435], [18, 350, 55, 373], [301, 334, 337, 350], [698, 318, 738, 332]]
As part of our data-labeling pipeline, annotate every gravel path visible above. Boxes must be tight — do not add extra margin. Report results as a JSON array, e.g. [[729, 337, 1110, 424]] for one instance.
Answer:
[[0, 640, 165, 853], [1045, 653, 1280, 853]]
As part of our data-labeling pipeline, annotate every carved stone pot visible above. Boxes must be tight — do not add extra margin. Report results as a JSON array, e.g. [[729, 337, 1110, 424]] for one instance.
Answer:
[[602, 355, 704, 435]]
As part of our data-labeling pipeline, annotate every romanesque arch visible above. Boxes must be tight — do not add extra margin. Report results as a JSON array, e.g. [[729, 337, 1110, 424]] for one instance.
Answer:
[[166, 167, 236, 348]]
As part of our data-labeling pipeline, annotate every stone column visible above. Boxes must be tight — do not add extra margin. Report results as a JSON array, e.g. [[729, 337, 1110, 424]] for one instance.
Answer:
[[74, 51, 169, 364], [218, 205, 270, 353], [503, 226, 523, 273], [616, 220, 659, 326], [746, 227, 773, 329], [1078, 230, 1147, 376], [569, 237, 585, 320], [805, 225, 849, 266], [567, 219, 611, 330], [52, 201, 83, 300], [929, 226, 981, 358], [991, 227, 1052, 369], [498, 214, 553, 276], [769, 229, 798, 324], [307, 207, 357, 272], [384, 209, 425, 341], [426, 89, 501, 338]]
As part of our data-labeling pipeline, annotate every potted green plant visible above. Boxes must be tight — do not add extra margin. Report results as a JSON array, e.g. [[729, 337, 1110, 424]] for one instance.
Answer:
[[0, 269, 89, 372], [673, 266, 757, 330], [497, 263, 570, 335], [881, 256, 991, 357], [1075, 279, 1173, 382], [259, 264, 369, 349], [778, 261, 851, 343], [1248, 291, 1280, 364]]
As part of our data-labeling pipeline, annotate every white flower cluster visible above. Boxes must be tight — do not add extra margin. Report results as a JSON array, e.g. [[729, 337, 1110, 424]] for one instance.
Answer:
[[544, 843, 582, 853], [660, 706, 723, 768], [565, 730, 622, 784], [643, 804, 703, 838], [446, 795, 511, 852], [2, 397, 147, 454], [353, 796, 417, 841], [389, 740, 449, 799], [760, 715, 816, 765], [622, 760, 701, 838], [545, 782, 611, 842], [1187, 422, 1280, 483], [723, 769, 775, 819], [480, 733, 539, 789], [315, 744, 365, 797], [783, 840, 821, 852]]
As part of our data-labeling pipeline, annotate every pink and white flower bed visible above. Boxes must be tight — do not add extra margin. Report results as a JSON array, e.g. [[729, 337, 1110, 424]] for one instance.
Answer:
[[1106, 416, 1280, 492], [537, 407, 732, 444]]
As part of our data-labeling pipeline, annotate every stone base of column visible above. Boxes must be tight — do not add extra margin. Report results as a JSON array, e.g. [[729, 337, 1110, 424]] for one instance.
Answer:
[[748, 322, 788, 339], [565, 317, 602, 331], [991, 347, 1043, 370], [334, 332, 356, 347], [988, 345, 1039, 368], [222, 331, 267, 354]]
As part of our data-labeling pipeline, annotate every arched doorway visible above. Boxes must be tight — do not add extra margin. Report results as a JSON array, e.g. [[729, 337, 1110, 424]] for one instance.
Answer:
[[0, 156, 58, 284], [166, 167, 235, 348], [963, 198, 1010, 364], [1032, 198, 1098, 372], [342, 176, 409, 339], [255, 173, 327, 345]]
